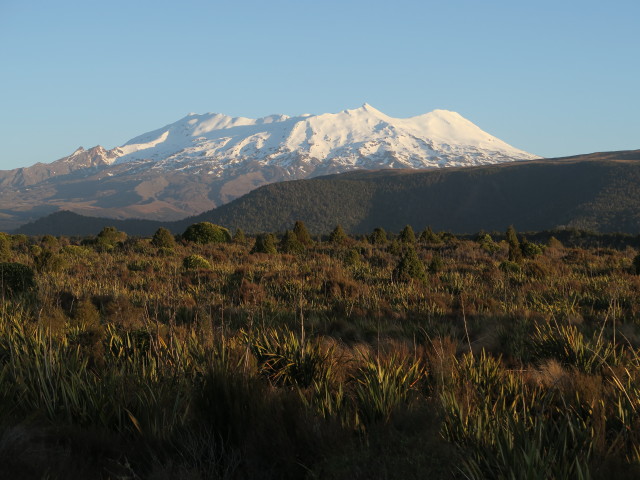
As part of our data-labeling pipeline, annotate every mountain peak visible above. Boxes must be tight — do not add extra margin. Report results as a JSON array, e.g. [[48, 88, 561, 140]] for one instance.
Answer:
[[0, 104, 541, 231], [342, 103, 384, 116], [109, 105, 538, 167]]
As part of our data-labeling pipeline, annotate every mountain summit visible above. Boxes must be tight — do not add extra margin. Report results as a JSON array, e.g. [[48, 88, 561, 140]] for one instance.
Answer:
[[0, 105, 538, 231], [110, 104, 537, 171]]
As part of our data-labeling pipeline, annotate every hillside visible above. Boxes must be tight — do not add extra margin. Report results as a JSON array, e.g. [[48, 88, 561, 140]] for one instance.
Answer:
[[0, 105, 537, 231], [15, 149, 640, 236]]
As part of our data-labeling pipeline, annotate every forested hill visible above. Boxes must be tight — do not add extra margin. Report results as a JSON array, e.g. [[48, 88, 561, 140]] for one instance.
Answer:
[[15, 149, 640, 236]]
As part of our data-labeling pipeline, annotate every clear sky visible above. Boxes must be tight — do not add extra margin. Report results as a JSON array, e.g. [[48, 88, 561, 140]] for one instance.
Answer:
[[0, 0, 638, 170]]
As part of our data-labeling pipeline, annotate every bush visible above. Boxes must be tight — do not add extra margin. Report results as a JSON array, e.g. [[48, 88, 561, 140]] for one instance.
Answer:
[[520, 237, 543, 258], [633, 253, 640, 274], [182, 222, 231, 244], [151, 227, 176, 248], [329, 225, 348, 245], [96, 226, 127, 250], [393, 247, 427, 283], [369, 227, 388, 245], [293, 221, 313, 246], [428, 253, 444, 274], [251, 234, 277, 254], [33, 250, 68, 273], [62, 245, 92, 257], [0, 262, 36, 295], [0, 233, 11, 261], [182, 255, 212, 270], [40, 234, 59, 250], [279, 230, 304, 254], [506, 225, 522, 263], [419, 227, 441, 244], [343, 248, 362, 267], [499, 260, 521, 274], [477, 233, 500, 254], [232, 228, 247, 245], [399, 225, 416, 244]]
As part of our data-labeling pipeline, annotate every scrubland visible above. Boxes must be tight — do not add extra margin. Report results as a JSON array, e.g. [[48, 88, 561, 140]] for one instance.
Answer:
[[1, 226, 640, 479]]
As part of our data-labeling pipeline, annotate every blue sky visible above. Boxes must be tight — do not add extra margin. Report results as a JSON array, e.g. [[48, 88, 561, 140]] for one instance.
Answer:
[[0, 0, 638, 170]]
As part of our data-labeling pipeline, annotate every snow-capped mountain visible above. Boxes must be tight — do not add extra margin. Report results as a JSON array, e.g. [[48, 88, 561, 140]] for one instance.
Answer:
[[111, 103, 537, 171], [0, 104, 539, 231]]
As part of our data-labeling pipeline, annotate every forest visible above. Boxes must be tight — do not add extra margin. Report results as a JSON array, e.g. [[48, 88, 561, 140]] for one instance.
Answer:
[[1, 221, 640, 479], [16, 152, 640, 238]]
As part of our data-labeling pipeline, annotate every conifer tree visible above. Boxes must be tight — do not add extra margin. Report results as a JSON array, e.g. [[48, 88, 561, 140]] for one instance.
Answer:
[[251, 233, 277, 254], [329, 225, 348, 244], [279, 230, 304, 254], [419, 226, 440, 244], [506, 225, 522, 262], [399, 225, 416, 244], [393, 246, 427, 283], [293, 220, 313, 246], [369, 227, 387, 245], [233, 228, 247, 245], [428, 253, 444, 274]]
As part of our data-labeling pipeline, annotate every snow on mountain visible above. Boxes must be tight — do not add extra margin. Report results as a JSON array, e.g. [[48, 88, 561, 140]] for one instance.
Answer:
[[110, 104, 539, 172], [0, 104, 541, 231]]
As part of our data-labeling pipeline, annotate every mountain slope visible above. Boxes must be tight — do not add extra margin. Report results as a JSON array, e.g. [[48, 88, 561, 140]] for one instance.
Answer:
[[15, 150, 640, 236], [0, 105, 537, 231]]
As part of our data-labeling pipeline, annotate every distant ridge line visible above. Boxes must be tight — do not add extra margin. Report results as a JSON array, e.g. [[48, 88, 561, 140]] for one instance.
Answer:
[[14, 149, 640, 236]]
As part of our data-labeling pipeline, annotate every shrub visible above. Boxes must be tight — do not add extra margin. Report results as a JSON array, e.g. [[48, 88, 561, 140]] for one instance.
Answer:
[[520, 237, 543, 258], [97, 226, 127, 250], [40, 234, 59, 250], [369, 227, 388, 245], [279, 230, 304, 254], [293, 221, 313, 246], [506, 225, 522, 263], [33, 250, 68, 273], [399, 225, 416, 244], [633, 253, 640, 275], [182, 222, 231, 244], [499, 260, 521, 274], [329, 225, 348, 245], [419, 227, 441, 244], [477, 233, 500, 254], [251, 234, 277, 254], [10, 234, 28, 249], [0, 262, 36, 295], [151, 227, 176, 248], [62, 245, 92, 257], [428, 253, 444, 274], [232, 228, 247, 245], [393, 246, 427, 283], [343, 248, 362, 267], [182, 255, 212, 270], [0, 233, 11, 261]]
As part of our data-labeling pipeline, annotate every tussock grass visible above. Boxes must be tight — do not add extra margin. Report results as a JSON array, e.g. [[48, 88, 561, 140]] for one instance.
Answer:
[[1, 229, 640, 477]]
